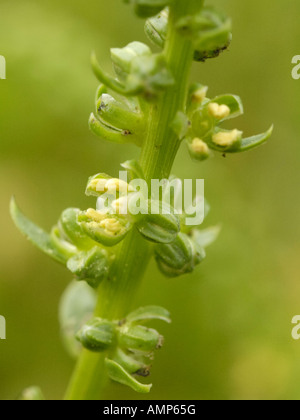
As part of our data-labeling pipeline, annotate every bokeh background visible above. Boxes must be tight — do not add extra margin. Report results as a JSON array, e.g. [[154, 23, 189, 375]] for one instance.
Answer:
[[1, 0, 300, 400]]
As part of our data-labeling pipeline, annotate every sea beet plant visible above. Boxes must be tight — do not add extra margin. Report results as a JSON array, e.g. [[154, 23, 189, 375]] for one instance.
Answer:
[[10, 0, 272, 400]]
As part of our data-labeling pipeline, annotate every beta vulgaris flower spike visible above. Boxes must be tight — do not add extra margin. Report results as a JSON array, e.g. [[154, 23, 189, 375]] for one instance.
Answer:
[[10, 0, 273, 400]]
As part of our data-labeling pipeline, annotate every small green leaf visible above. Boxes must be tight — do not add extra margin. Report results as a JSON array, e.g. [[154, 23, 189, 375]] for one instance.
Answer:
[[192, 226, 221, 248], [59, 281, 97, 358], [127, 305, 171, 324], [10, 197, 67, 264], [105, 358, 152, 393]]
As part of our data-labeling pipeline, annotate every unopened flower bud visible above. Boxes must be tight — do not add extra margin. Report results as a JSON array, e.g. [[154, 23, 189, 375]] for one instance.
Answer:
[[76, 318, 116, 352], [67, 247, 109, 288], [118, 325, 163, 353], [155, 233, 206, 277], [188, 138, 210, 161], [86, 174, 134, 198], [78, 209, 132, 246], [136, 200, 180, 244], [111, 41, 152, 81], [144, 8, 169, 48], [208, 102, 231, 120], [212, 129, 242, 148]]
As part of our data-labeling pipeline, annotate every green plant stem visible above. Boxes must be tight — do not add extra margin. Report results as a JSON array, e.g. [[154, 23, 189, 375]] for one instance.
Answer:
[[65, 0, 203, 400]]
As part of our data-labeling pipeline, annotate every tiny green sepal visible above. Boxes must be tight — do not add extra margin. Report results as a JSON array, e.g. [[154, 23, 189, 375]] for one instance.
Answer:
[[105, 358, 152, 393], [76, 318, 116, 352]]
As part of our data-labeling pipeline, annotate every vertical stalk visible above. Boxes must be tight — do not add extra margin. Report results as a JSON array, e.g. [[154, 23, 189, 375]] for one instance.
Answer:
[[65, 0, 203, 400]]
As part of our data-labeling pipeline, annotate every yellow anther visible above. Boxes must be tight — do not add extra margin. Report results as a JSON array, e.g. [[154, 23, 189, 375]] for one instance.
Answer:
[[86, 208, 106, 223], [89, 178, 107, 192], [208, 102, 231, 119], [192, 86, 208, 104], [105, 178, 132, 194], [99, 218, 124, 236], [212, 129, 242, 147], [190, 138, 209, 155]]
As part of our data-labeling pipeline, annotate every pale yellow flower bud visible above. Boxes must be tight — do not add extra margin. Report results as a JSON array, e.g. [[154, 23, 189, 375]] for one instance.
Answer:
[[208, 102, 231, 119], [212, 129, 242, 147]]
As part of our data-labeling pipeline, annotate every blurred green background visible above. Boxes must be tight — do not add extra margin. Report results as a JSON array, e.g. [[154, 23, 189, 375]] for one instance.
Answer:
[[1, 0, 300, 400]]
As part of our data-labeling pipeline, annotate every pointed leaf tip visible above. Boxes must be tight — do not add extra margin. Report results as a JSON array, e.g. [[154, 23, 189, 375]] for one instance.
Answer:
[[10, 197, 67, 264]]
